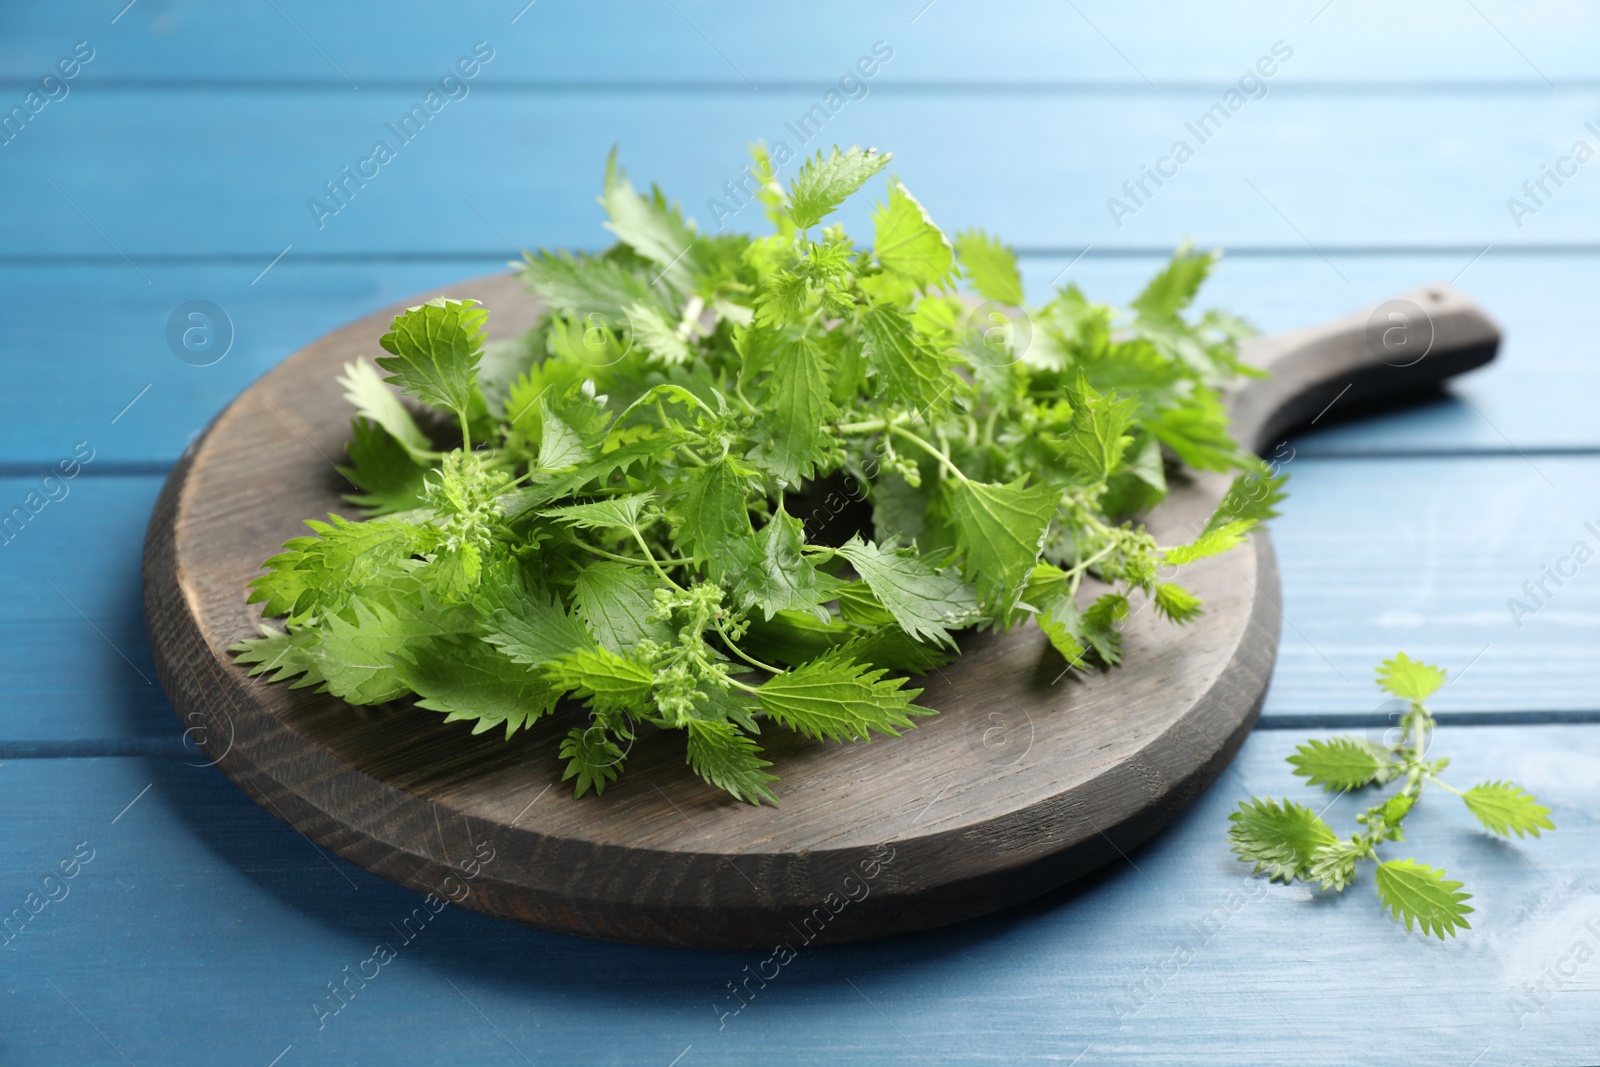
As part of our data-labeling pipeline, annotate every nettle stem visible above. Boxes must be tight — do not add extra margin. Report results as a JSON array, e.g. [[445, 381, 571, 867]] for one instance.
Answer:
[[1400, 699, 1431, 797], [888, 424, 967, 483]]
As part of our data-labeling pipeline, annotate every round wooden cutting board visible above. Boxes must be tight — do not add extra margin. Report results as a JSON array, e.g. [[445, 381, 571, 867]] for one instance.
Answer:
[[143, 274, 1498, 948]]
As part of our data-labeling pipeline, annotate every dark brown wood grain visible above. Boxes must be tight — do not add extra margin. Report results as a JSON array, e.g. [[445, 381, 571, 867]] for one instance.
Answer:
[[141, 274, 1498, 947]]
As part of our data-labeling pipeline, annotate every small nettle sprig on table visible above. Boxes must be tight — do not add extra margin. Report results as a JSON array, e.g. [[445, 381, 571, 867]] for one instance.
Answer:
[[233, 143, 1286, 804], [1230, 652, 1555, 938]]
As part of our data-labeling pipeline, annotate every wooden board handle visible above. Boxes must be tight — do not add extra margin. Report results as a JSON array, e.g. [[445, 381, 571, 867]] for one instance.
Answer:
[[1229, 283, 1501, 454]]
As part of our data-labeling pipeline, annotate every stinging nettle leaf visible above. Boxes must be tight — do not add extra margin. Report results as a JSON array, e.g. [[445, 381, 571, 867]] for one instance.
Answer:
[[1461, 781, 1555, 839], [1375, 859, 1473, 939], [748, 335, 836, 486], [338, 417, 430, 516], [480, 583, 594, 667], [1165, 519, 1255, 566], [1376, 651, 1446, 703], [339, 360, 436, 461], [1307, 844, 1359, 893], [599, 148, 700, 291], [861, 304, 958, 416], [671, 456, 757, 577], [1227, 797, 1340, 884], [1130, 245, 1218, 322], [1287, 736, 1394, 792], [684, 719, 780, 806], [572, 561, 674, 655], [873, 178, 956, 290], [546, 646, 655, 714], [755, 646, 931, 744], [786, 145, 892, 230], [1202, 466, 1289, 536], [560, 725, 627, 799], [1152, 581, 1203, 624], [540, 492, 654, 534], [376, 297, 488, 415], [835, 536, 982, 647], [949, 477, 1060, 616], [1061, 376, 1138, 484], [401, 636, 566, 739], [954, 230, 1025, 307], [730, 509, 846, 623]]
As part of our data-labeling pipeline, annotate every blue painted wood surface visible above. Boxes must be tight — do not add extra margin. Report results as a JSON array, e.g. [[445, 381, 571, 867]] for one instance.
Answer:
[[7, 91, 1600, 255], [2, 728, 1597, 1066], [3, 1, 1599, 1063]]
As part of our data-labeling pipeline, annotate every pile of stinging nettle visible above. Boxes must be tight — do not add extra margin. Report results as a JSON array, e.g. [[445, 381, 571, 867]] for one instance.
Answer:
[[235, 144, 1283, 805]]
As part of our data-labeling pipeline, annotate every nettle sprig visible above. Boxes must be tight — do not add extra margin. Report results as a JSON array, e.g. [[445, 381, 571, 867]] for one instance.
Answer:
[[233, 143, 1283, 804], [1229, 653, 1555, 937]]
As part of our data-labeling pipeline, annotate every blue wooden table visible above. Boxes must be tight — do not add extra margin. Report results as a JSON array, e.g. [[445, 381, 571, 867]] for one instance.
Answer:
[[5, 2, 1600, 1063]]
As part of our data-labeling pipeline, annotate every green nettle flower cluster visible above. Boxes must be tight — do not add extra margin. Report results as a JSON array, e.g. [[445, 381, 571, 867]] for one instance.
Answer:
[[235, 144, 1284, 804]]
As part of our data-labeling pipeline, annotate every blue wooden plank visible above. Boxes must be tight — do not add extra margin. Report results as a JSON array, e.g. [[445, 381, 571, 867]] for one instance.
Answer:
[[3, 454, 1600, 744], [4, 89, 1599, 256], [1264, 455, 1600, 720], [0, 474, 170, 744], [0, 261, 496, 468], [1, 725, 1596, 1064], [0, 252, 1590, 468], [0, 0, 1590, 85]]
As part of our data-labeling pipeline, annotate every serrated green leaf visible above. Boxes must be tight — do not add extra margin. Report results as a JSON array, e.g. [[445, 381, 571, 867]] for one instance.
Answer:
[[599, 148, 699, 291], [1376, 859, 1473, 938], [731, 509, 846, 623], [861, 304, 958, 416], [835, 536, 982, 647], [873, 178, 955, 290], [1165, 519, 1255, 566], [479, 583, 594, 667], [1307, 844, 1359, 893], [1061, 376, 1138, 484], [1145, 392, 1248, 472], [338, 360, 436, 461], [230, 624, 326, 689], [1152, 581, 1203, 623], [1461, 781, 1555, 839], [541, 493, 654, 534], [315, 597, 432, 705], [376, 297, 487, 414], [755, 647, 931, 743], [400, 636, 565, 738], [627, 301, 692, 365], [1038, 599, 1089, 669], [520, 247, 667, 322], [338, 417, 430, 516], [1227, 797, 1340, 883], [671, 455, 756, 577], [949, 477, 1059, 616], [1376, 652, 1446, 703], [559, 724, 626, 799], [247, 514, 423, 623], [546, 646, 654, 714], [572, 561, 673, 655], [954, 230, 1024, 307], [1131, 246, 1217, 322], [537, 399, 593, 472], [787, 145, 892, 230], [748, 335, 835, 485], [842, 628, 955, 676], [1203, 466, 1289, 536], [1287, 736, 1394, 792], [1377, 791, 1417, 829], [1081, 593, 1128, 665], [684, 719, 779, 806]]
